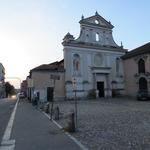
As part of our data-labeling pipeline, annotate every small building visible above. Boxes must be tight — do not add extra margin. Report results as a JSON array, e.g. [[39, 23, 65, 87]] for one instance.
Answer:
[[20, 80, 27, 96], [62, 12, 127, 99], [122, 42, 150, 97], [27, 60, 65, 102], [0, 63, 5, 98]]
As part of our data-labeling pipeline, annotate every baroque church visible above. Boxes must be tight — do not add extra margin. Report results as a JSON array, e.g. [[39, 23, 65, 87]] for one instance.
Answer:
[[62, 12, 127, 99], [27, 12, 128, 101]]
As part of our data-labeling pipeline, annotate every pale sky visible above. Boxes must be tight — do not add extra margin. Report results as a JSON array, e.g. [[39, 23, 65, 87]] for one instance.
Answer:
[[0, 0, 150, 88]]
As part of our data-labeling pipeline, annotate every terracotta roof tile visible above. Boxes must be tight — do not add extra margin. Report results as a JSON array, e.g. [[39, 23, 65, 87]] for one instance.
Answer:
[[122, 42, 150, 59], [31, 59, 64, 72]]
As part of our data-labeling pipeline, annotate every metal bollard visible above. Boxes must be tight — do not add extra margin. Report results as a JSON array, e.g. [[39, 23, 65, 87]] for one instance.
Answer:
[[67, 112, 75, 132], [45, 103, 49, 113], [54, 106, 59, 120]]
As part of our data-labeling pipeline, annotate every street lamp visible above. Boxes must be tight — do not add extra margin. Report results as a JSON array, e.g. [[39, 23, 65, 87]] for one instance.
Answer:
[[50, 74, 60, 120], [72, 77, 78, 129]]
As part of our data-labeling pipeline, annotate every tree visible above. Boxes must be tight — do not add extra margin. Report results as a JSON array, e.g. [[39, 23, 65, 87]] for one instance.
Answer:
[[5, 82, 15, 98]]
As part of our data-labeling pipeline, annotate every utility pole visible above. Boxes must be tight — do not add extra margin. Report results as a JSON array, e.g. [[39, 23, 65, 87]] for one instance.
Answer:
[[50, 78, 55, 120]]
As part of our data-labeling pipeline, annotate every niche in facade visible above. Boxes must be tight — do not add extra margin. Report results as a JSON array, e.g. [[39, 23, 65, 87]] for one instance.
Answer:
[[73, 54, 80, 76]]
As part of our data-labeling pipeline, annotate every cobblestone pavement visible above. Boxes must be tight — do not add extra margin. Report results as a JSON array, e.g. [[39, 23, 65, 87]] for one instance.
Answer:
[[51, 98, 150, 150]]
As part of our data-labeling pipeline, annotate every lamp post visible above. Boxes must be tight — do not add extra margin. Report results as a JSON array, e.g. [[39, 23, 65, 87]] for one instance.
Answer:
[[72, 77, 77, 129], [50, 74, 60, 120]]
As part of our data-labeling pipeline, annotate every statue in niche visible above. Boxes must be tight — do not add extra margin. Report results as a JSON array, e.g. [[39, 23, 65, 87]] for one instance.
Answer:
[[73, 54, 80, 76]]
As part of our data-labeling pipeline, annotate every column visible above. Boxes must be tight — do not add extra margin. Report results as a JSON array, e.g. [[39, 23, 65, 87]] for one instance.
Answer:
[[106, 74, 111, 97]]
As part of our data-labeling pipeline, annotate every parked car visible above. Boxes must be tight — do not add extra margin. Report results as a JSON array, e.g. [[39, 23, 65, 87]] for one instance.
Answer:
[[18, 92, 25, 99], [137, 90, 150, 101]]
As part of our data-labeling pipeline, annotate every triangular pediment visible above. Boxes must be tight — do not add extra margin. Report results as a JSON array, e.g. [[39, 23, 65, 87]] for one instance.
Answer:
[[79, 12, 114, 29]]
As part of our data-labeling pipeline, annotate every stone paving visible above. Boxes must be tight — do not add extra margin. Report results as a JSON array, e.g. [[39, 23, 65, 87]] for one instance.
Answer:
[[51, 98, 150, 150]]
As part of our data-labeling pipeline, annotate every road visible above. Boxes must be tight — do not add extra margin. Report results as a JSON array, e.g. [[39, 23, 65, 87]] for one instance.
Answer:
[[0, 98, 85, 150], [0, 98, 16, 144]]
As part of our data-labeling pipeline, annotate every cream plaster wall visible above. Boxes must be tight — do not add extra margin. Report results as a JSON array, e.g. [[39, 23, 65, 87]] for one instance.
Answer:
[[32, 71, 65, 100], [123, 54, 150, 97], [123, 58, 138, 96]]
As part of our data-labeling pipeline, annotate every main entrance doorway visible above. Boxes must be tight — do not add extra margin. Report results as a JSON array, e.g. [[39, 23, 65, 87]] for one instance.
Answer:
[[97, 82, 104, 97]]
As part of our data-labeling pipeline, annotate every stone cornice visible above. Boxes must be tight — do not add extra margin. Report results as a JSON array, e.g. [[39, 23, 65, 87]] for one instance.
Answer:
[[79, 21, 113, 29], [79, 13, 114, 29], [62, 41, 127, 53]]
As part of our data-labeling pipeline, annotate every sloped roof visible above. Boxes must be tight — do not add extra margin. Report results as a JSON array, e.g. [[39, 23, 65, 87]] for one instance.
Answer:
[[31, 59, 64, 72], [122, 42, 150, 59]]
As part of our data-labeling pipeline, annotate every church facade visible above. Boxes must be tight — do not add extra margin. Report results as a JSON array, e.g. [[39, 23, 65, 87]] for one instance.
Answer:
[[62, 12, 127, 99]]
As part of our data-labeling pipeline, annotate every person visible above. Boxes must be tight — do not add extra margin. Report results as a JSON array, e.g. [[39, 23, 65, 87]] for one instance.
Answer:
[[32, 92, 38, 106]]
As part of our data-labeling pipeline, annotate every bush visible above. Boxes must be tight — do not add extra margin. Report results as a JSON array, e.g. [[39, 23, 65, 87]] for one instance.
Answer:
[[87, 89, 96, 99]]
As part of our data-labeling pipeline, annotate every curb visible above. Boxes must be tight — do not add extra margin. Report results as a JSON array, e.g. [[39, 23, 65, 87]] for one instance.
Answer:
[[43, 112, 89, 150]]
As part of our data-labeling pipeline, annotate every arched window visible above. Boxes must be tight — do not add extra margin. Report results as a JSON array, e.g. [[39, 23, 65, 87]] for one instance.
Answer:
[[96, 33, 99, 41], [139, 77, 148, 91], [138, 59, 145, 73], [73, 54, 80, 75]]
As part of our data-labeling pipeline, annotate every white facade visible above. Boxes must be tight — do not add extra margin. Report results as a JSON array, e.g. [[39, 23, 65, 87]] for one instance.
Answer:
[[63, 12, 127, 99]]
